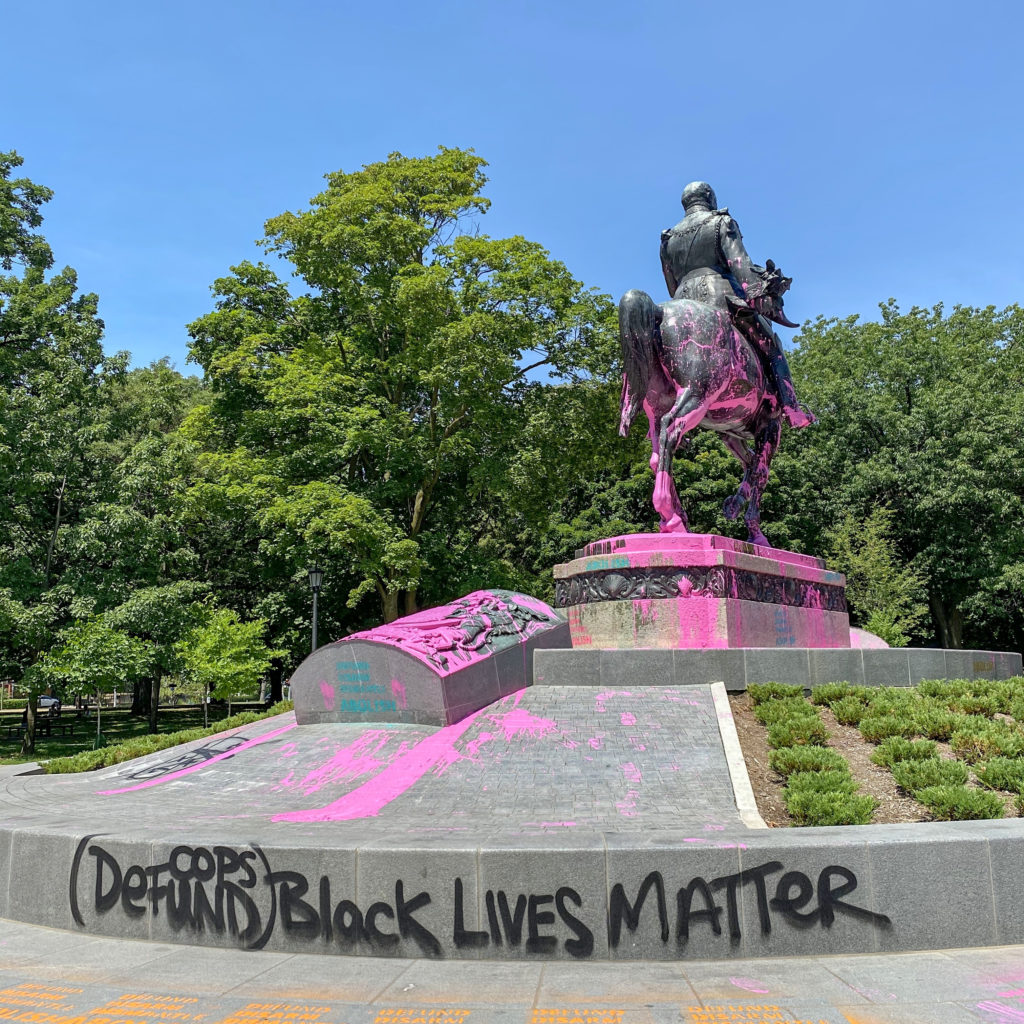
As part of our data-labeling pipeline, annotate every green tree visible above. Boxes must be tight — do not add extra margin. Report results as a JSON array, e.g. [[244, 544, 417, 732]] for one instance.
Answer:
[[183, 148, 617, 643], [770, 301, 1024, 648], [176, 609, 284, 723], [40, 616, 151, 747], [825, 505, 928, 646]]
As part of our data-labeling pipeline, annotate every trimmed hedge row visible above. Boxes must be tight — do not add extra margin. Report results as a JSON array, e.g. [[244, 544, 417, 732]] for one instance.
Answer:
[[44, 701, 294, 774]]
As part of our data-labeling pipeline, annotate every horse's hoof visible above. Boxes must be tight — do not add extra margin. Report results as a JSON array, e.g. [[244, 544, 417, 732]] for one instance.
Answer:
[[784, 405, 817, 429], [723, 497, 742, 521], [661, 515, 688, 534], [748, 532, 771, 548]]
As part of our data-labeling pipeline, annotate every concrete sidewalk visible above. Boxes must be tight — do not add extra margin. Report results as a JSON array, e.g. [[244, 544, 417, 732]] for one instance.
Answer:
[[1, 916, 1022, 1024]]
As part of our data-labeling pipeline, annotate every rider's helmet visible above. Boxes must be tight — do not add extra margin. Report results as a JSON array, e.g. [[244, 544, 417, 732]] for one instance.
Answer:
[[681, 181, 717, 211]]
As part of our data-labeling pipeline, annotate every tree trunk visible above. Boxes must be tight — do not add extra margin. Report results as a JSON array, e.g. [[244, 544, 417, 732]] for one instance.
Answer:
[[929, 593, 964, 649], [382, 590, 400, 623], [267, 658, 283, 704], [148, 677, 160, 734], [404, 587, 418, 617], [131, 677, 151, 716], [20, 695, 36, 756]]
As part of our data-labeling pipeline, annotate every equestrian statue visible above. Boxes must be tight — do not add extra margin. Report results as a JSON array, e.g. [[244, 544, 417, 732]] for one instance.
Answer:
[[619, 181, 814, 547]]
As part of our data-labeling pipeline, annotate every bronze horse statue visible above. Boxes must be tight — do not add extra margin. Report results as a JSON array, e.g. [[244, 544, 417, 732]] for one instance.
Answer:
[[618, 262, 799, 548]]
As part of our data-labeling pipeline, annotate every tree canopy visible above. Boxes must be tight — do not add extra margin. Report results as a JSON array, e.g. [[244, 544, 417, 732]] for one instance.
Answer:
[[1, 144, 1021, 714]]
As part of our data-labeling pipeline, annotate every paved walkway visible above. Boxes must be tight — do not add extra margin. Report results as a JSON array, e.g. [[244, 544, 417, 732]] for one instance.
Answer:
[[1, 917, 1023, 1023]]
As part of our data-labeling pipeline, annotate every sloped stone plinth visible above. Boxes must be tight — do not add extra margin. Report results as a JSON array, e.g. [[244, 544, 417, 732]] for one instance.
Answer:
[[292, 590, 569, 726]]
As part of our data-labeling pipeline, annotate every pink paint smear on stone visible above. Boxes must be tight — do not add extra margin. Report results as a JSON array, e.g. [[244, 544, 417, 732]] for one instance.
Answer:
[[273, 690, 554, 823], [999, 991, 1024, 998], [729, 977, 770, 994], [319, 680, 335, 710], [522, 821, 577, 828], [99, 722, 298, 795], [977, 1001, 1024, 1022], [278, 729, 398, 795], [390, 678, 408, 709]]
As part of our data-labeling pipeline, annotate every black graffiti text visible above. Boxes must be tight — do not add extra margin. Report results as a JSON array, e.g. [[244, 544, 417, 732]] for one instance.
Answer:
[[608, 861, 892, 948]]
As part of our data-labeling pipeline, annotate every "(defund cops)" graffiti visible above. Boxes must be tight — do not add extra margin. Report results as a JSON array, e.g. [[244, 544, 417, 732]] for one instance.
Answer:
[[70, 838, 892, 957]]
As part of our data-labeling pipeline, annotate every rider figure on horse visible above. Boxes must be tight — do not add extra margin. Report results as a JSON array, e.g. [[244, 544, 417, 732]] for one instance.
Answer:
[[660, 181, 816, 429]]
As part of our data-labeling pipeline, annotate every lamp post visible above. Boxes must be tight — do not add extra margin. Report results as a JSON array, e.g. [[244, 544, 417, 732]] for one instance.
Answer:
[[307, 564, 324, 653]]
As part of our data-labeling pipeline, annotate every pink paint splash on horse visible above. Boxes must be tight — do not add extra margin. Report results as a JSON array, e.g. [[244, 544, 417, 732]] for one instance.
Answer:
[[619, 287, 785, 548]]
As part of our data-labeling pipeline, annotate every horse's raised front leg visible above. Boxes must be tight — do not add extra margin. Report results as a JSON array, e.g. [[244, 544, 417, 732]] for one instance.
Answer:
[[743, 418, 782, 547], [653, 387, 710, 533]]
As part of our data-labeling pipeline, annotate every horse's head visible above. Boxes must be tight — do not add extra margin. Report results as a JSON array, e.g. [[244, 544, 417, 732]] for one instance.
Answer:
[[748, 259, 799, 328]]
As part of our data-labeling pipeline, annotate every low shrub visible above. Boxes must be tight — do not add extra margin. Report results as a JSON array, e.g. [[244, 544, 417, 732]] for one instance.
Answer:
[[912, 703, 968, 741], [915, 784, 1005, 821], [870, 736, 938, 768], [769, 745, 848, 778], [975, 757, 1024, 792], [917, 678, 972, 700], [890, 758, 968, 795], [45, 701, 294, 774], [859, 715, 916, 743], [767, 716, 830, 748], [754, 697, 816, 726], [950, 718, 1024, 763], [809, 682, 853, 706], [865, 688, 919, 717], [785, 790, 877, 826], [830, 695, 869, 726], [951, 693, 1001, 717], [784, 769, 858, 798], [748, 682, 805, 705]]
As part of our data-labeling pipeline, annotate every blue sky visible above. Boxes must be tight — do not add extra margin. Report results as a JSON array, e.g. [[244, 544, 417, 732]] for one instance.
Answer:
[[5, 0, 1022, 372]]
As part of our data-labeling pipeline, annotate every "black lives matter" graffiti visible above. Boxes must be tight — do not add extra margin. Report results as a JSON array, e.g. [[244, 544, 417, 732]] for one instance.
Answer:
[[70, 838, 891, 958]]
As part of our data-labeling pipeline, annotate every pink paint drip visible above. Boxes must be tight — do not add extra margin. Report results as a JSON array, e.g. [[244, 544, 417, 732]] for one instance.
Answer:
[[99, 721, 298, 795], [319, 680, 335, 710], [390, 678, 408, 709]]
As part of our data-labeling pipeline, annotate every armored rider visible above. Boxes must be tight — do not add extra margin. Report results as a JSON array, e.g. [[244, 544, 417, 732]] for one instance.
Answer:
[[660, 181, 815, 429]]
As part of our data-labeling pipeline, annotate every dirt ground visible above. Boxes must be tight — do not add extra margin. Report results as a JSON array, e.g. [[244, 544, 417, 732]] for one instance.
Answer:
[[728, 692, 1021, 826]]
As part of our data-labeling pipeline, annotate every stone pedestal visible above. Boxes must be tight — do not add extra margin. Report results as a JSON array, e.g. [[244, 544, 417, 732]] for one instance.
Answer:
[[553, 533, 849, 649]]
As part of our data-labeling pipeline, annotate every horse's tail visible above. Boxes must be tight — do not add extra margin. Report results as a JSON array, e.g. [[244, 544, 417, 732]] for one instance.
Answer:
[[618, 289, 659, 437]]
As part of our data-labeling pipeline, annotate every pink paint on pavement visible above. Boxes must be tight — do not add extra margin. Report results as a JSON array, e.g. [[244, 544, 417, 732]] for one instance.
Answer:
[[622, 762, 642, 784], [629, 737, 646, 752], [99, 721, 298, 795], [977, 1002, 1024, 1021], [490, 705, 557, 742], [588, 736, 603, 750], [273, 707, 487, 822], [464, 731, 495, 759], [595, 690, 633, 714], [522, 821, 578, 828], [999, 990, 1024, 998], [390, 678, 408, 709], [683, 838, 705, 843], [620, 711, 636, 726], [319, 681, 335, 710], [280, 729, 393, 795], [729, 978, 770, 994]]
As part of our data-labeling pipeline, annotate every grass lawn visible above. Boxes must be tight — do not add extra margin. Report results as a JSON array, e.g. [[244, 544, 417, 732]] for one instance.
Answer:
[[0, 703, 271, 766]]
